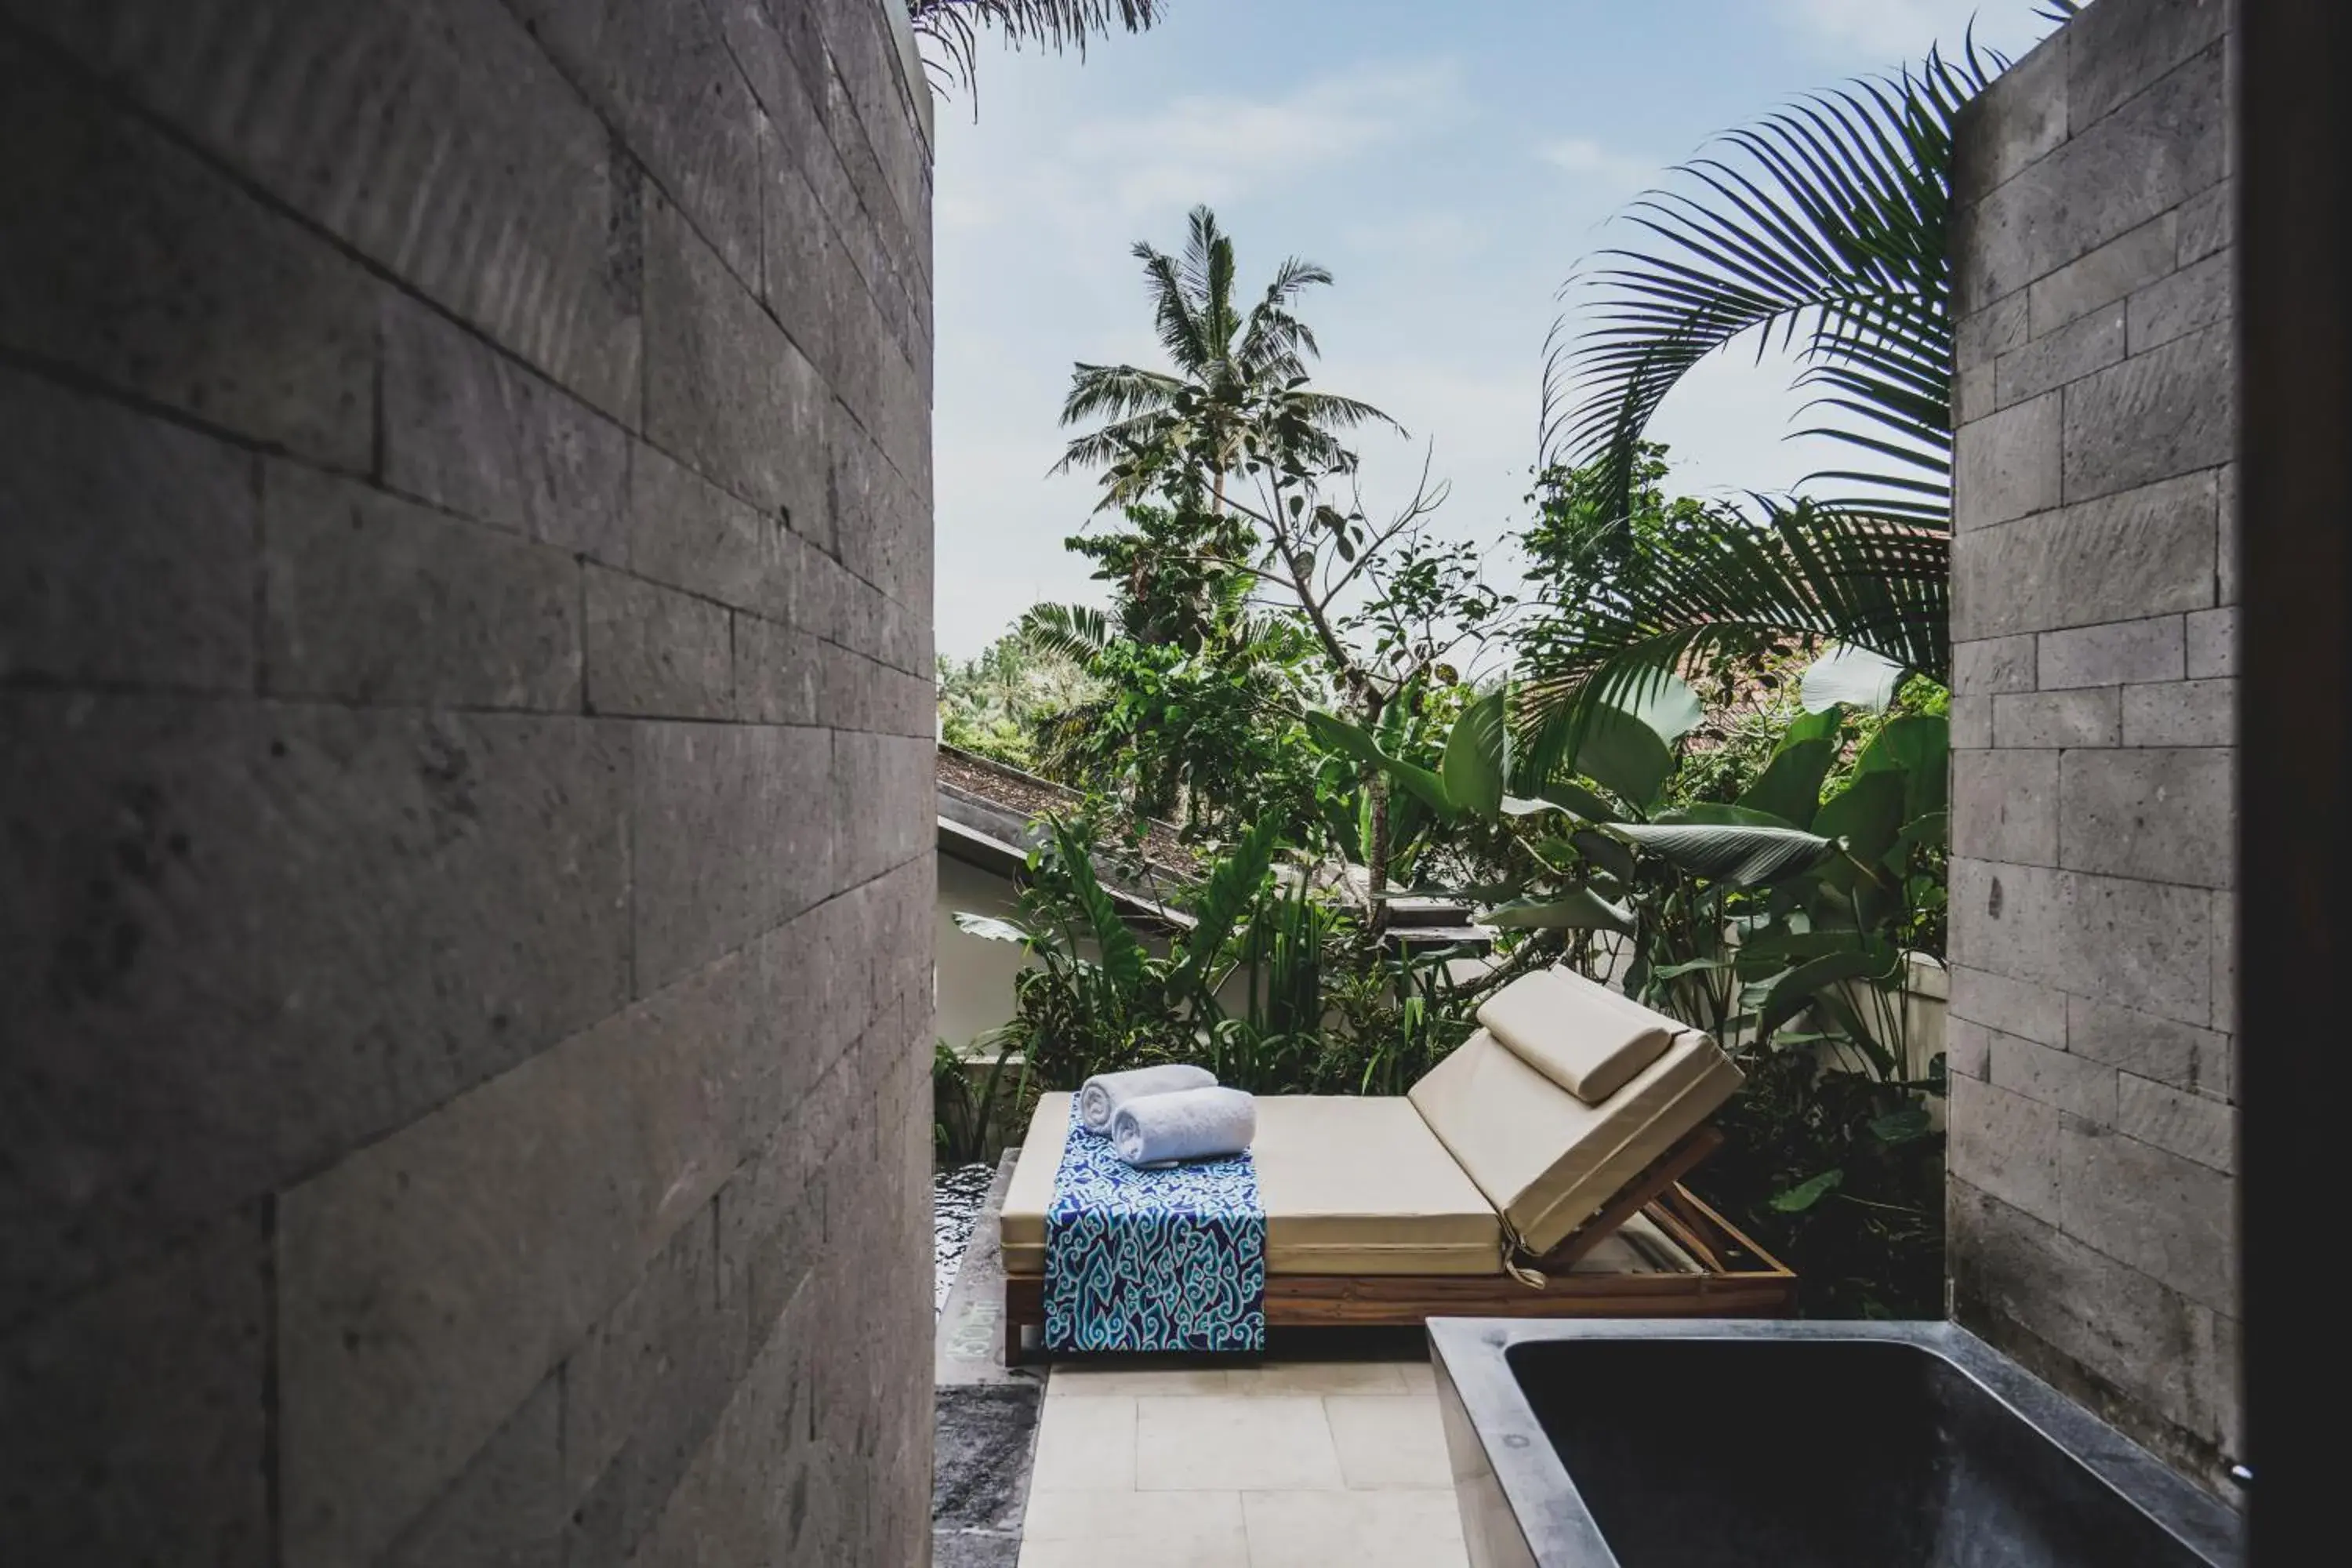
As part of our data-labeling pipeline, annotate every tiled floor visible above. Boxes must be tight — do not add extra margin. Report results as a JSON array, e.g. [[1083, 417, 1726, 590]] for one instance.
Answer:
[[1019, 1357, 1468, 1567]]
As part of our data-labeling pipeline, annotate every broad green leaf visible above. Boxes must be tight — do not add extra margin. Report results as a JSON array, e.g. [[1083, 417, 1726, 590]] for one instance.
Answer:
[[1612, 669, 1706, 742], [1769, 1169, 1846, 1213], [1177, 816, 1283, 978], [1440, 689, 1510, 818], [953, 913, 1030, 945], [1608, 820, 1840, 887], [1570, 705, 1676, 808], [1855, 714, 1950, 819], [1870, 1106, 1934, 1145], [1651, 956, 1734, 979], [1802, 643, 1905, 713], [1306, 710, 1456, 818], [1777, 706, 1845, 750], [1537, 779, 1621, 824], [1813, 769, 1908, 868], [1658, 802, 1802, 829], [1048, 818, 1149, 997], [1737, 737, 1835, 829], [1482, 890, 1633, 933], [1755, 949, 1900, 1044]]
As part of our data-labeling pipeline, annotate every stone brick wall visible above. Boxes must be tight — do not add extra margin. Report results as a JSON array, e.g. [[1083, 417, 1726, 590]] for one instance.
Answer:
[[1, 2, 936, 1563], [1947, 0, 2240, 1492]]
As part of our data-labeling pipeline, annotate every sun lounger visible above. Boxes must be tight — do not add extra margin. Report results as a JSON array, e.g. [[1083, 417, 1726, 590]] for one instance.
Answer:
[[996, 973, 1798, 1362]]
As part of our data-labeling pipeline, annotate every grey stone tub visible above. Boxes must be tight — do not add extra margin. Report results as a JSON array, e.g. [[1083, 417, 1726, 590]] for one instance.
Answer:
[[1428, 1319, 2244, 1568]]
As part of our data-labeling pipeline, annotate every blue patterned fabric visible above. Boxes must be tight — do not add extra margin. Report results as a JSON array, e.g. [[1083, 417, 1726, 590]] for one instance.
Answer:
[[1044, 1100, 1267, 1353]]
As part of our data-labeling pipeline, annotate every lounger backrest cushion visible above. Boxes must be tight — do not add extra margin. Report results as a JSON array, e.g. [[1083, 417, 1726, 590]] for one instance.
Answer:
[[1475, 966, 1677, 1104], [1407, 1025, 1743, 1256]]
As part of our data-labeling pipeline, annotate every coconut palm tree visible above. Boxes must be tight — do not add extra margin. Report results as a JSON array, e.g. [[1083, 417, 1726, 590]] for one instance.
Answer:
[[1055, 205, 1399, 516], [1523, 42, 2013, 746]]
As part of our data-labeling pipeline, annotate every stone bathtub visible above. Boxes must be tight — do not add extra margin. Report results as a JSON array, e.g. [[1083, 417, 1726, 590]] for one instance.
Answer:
[[1427, 1319, 2244, 1568]]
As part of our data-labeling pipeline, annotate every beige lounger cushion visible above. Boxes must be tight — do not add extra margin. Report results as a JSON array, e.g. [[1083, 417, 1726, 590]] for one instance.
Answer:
[[1000, 1092, 1503, 1276], [1475, 967, 1676, 1103], [1407, 1028, 1742, 1257]]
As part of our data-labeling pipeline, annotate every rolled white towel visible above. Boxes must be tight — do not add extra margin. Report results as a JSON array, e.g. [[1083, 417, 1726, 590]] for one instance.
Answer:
[[1078, 1063, 1218, 1135], [1111, 1086, 1258, 1167]]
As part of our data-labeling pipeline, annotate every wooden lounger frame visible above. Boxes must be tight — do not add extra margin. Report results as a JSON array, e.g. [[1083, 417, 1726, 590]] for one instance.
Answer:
[[1001, 1123, 1798, 1364]]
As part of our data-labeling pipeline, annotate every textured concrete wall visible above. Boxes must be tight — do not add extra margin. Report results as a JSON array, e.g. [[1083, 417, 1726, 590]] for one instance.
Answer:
[[1947, 0, 2240, 1492], [1, 2, 936, 1563]]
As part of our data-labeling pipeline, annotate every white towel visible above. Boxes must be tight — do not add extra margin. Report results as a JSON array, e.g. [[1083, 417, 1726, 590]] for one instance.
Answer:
[[1111, 1086, 1258, 1167], [1078, 1063, 1218, 1135]]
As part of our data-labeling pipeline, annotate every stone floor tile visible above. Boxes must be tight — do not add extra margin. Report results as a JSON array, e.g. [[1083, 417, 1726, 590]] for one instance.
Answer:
[[1241, 1489, 1468, 1567], [1396, 1359, 1437, 1395], [1325, 1396, 1454, 1489], [1029, 1395, 1136, 1491], [1134, 1396, 1344, 1492], [1024, 1489, 1249, 1563], [1229, 1360, 1407, 1396], [1048, 1363, 1235, 1398]]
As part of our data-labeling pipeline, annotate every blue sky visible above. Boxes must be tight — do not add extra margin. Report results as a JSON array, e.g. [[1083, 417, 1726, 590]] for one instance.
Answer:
[[930, 0, 2056, 657]]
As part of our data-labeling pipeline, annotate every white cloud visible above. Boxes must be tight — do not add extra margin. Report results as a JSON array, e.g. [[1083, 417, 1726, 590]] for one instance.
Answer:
[[1773, 0, 2048, 64], [1538, 136, 1658, 192]]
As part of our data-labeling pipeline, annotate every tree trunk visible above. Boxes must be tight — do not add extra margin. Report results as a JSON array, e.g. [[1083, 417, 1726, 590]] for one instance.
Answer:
[[1367, 771, 1390, 933]]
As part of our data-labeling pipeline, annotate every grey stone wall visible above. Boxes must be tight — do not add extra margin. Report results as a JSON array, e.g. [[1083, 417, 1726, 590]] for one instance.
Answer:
[[1947, 0, 2240, 1492], [1, 2, 936, 1563]]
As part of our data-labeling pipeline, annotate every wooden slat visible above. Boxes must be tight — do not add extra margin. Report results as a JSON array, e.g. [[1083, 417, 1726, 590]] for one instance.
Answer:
[[1533, 1124, 1726, 1270]]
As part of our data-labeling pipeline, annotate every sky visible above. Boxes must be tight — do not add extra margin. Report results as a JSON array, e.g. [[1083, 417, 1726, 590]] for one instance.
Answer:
[[929, 0, 2058, 659]]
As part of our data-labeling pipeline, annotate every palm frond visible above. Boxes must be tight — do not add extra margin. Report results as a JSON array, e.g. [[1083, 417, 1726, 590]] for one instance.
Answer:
[[1017, 602, 1114, 664], [912, 0, 1168, 97], [1519, 499, 1948, 779], [1544, 45, 1996, 527]]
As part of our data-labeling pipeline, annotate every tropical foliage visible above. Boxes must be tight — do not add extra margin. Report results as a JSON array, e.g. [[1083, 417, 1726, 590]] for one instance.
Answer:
[[1523, 44, 1998, 741], [909, 0, 1167, 98]]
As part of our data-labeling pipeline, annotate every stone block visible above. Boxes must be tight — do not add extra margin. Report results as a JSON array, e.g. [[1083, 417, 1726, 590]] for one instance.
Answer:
[[2117, 1073, 2235, 1174], [2037, 616, 2184, 690], [760, 111, 837, 378], [1945, 1016, 1994, 1080], [1952, 358, 1997, 426], [1955, 34, 2067, 205], [382, 296, 630, 564], [1951, 472, 2216, 640], [1949, 965, 2069, 1047], [0, 368, 257, 693], [1956, 291, 2031, 370], [1993, 688, 2120, 749], [383, 1374, 564, 1568], [0, 1214, 269, 1566], [2122, 677, 2235, 747], [716, 1125, 826, 1355], [2056, 1116, 2236, 1315], [278, 940, 779, 1568], [1948, 1074, 2063, 1225], [584, 568, 733, 719], [643, 195, 828, 528], [1950, 694, 1994, 750], [0, 697, 630, 1319], [1953, 750, 2059, 866], [629, 441, 798, 622], [2024, 214, 2176, 339], [1997, 305, 2125, 408], [1949, 1181, 2239, 1461], [629, 721, 837, 991], [2067, 0, 2230, 133], [1988, 1034, 2118, 1122], [0, 37, 376, 466], [1959, 45, 2225, 309], [2067, 993, 2232, 1098], [2176, 178, 2233, 266], [564, 1211, 750, 1568], [506, 0, 764, 289], [263, 463, 584, 710], [731, 613, 824, 725], [2183, 607, 2236, 677], [2216, 460, 2239, 604], [2209, 887, 2237, 1034], [2057, 746, 2233, 887], [10, 0, 644, 424], [1950, 858, 2211, 1022], [2063, 323, 2234, 503], [2128, 251, 2230, 354], [1953, 392, 2060, 532]]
